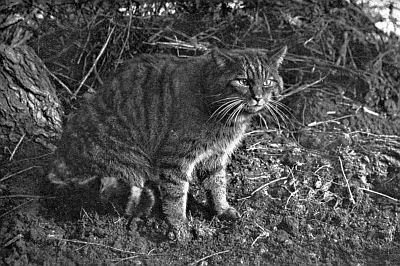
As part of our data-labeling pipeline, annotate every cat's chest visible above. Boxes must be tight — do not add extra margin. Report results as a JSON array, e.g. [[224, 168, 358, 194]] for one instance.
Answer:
[[182, 123, 248, 179]]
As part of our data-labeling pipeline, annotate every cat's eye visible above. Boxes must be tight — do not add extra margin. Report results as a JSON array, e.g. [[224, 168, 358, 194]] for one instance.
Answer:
[[263, 79, 276, 87], [234, 78, 250, 87]]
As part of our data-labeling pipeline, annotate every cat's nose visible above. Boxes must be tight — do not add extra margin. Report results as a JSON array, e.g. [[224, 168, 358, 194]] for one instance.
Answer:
[[256, 98, 265, 105], [253, 95, 263, 103], [250, 97, 264, 106]]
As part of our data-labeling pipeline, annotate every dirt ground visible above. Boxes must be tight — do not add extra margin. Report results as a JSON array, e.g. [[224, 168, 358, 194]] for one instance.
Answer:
[[1, 85, 400, 265]]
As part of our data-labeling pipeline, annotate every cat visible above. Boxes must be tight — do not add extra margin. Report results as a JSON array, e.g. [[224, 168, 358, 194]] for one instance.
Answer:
[[47, 45, 287, 241]]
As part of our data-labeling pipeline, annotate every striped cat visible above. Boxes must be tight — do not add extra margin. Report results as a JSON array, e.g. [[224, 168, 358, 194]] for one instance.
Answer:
[[48, 46, 287, 241]]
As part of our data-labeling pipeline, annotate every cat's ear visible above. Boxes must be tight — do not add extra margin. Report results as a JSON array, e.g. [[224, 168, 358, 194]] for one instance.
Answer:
[[211, 48, 230, 68], [270, 46, 287, 67]]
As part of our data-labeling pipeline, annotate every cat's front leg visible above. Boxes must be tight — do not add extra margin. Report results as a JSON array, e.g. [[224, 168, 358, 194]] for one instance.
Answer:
[[204, 165, 241, 221], [160, 170, 190, 241]]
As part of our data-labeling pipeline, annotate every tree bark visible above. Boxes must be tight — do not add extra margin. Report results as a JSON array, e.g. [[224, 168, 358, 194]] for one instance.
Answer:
[[0, 44, 63, 150]]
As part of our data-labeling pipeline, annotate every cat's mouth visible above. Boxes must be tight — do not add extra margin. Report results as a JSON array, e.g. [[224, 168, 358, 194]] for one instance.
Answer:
[[245, 104, 265, 113], [245, 98, 267, 113]]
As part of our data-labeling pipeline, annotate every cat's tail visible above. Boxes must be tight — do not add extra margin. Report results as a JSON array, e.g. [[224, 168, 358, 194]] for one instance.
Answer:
[[47, 159, 156, 221], [47, 159, 99, 188]]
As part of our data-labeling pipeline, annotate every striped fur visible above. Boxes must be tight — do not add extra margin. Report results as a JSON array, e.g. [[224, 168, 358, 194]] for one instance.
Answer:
[[48, 46, 287, 241]]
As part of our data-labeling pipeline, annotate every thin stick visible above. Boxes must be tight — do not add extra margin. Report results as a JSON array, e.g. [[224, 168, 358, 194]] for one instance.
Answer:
[[307, 114, 354, 127], [3, 234, 23, 247], [246, 175, 271, 180], [3, 151, 53, 166], [349, 131, 400, 139], [112, 249, 158, 263], [190, 250, 230, 266], [0, 199, 35, 219], [251, 222, 270, 247], [48, 236, 146, 256], [72, 25, 115, 99], [238, 176, 288, 201], [280, 76, 326, 99], [9, 133, 25, 161], [43, 64, 73, 95], [359, 187, 399, 202], [0, 194, 55, 199], [116, 5, 133, 67], [338, 157, 355, 204], [0, 166, 40, 182]]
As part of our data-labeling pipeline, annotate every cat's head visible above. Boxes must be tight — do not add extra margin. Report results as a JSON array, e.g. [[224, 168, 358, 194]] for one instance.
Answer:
[[206, 46, 287, 123]]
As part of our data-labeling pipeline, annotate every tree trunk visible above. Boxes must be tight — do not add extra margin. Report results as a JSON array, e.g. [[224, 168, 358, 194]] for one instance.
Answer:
[[0, 44, 63, 152]]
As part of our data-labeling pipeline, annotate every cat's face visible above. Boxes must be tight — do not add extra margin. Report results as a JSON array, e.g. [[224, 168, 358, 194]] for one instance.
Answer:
[[207, 46, 287, 123]]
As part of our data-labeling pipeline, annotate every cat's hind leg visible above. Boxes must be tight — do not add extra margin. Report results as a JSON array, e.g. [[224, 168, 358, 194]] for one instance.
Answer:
[[99, 177, 155, 226]]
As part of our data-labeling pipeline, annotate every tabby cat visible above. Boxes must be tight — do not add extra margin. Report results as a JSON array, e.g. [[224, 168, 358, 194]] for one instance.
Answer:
[[48, 46, 287, 241]]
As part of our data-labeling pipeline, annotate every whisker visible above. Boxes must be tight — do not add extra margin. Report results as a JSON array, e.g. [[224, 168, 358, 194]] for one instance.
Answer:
[[211, 97, 242, 104], [210, 99, 242, 123], [209, 100, 238, 121], [269, 103, 295, 130], [234, 103, 245, 124], [270, 105, 288, 129], [270, 101, 296, 129], [258, 113, 268, 128], [271, 100, 294, 114], [265, 104, 281, 131], [226, 102, 243, 126], [219, 100, 242, 123]]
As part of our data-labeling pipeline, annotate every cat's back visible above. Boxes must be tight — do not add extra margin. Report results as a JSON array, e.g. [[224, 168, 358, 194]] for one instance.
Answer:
[[114, 53, 194, 88], [59, 53, 208, 166]]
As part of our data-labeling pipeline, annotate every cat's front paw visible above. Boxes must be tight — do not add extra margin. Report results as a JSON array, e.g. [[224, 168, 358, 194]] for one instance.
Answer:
[[218, 207, 241, 221], [167, 223, 190, 242]]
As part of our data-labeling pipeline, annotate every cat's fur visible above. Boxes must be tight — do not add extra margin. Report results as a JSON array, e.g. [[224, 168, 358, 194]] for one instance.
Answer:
[[48, 46, 287, 241]]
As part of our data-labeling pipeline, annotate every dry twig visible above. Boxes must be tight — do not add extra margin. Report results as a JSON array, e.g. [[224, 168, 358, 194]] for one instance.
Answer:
[[189, 250, 230, 266], [359, 188, 399, 202], [48, 236, 146, 256], [9, 133, 25, 161], [72, 25, 116, 99], [0, 199, 35, 219], [238, 176, 288, 201], [0, 166, 40, 182], [338, 156, 355, 205]]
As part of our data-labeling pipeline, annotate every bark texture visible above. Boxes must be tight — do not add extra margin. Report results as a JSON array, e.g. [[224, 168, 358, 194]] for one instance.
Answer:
[[0, 44, 62, 147]]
